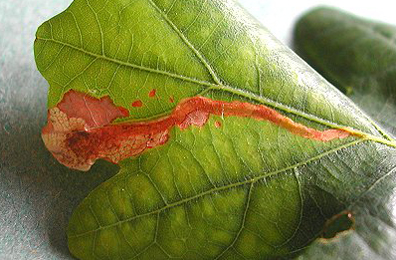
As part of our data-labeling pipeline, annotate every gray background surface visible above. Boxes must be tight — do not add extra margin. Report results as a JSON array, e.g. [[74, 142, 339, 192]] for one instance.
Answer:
[[1, 0, 395, 259]]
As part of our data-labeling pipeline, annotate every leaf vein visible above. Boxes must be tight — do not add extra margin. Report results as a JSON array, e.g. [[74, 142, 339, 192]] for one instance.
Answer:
[[147, 0, 222, 85], [215, 182, 254, 259], [69, 139, 366, 238]]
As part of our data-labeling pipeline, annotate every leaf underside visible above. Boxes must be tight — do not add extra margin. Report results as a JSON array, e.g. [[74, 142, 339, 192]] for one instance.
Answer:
[[34, 1, 396, 259]]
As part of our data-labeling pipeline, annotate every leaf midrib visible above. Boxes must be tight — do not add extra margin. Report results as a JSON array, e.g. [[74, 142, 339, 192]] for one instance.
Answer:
[[38, 36, 396, 149], [145, 0, 394, 146], [296, 13, 396, 142], [69, 138, 366, 238]]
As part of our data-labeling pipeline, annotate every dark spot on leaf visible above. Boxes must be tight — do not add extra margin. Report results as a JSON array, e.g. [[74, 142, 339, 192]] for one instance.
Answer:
[[67, 131, 90, 147], [215, 121, 222, 128], [321, 211, 355, 239], [169, 96, 174, 103]]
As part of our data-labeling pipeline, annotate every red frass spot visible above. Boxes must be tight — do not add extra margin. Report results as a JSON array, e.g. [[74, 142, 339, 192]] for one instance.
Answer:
[[132, 100, 143, 107], [169, 96, 174, 103], [149, 89, 157, 98], [215, 121, 222, 128], [42, 90, 352, 171]]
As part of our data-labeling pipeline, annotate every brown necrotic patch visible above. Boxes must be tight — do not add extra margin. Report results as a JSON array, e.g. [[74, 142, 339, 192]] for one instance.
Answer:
[[42, 90, 351, 171]]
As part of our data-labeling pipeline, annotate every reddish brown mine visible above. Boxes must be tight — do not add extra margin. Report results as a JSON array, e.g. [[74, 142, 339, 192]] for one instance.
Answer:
[[149, 89, 157, 98], [132, 100, 143, 107], [42, 90, 351, 171]]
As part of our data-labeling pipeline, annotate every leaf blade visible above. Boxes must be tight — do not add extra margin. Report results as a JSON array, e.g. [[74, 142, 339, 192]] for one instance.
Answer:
[[33, 1, 396, 259]]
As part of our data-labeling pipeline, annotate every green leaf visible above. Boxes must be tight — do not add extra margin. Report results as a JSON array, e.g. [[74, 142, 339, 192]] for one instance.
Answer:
[[294, 7, 396, 136], [34, 1, 396, 259], [294, 7, 396, 259]]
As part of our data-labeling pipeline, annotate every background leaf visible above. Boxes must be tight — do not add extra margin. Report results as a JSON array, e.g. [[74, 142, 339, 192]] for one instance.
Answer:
[[294, 7, 396, 259], [294, 7, 396, 136]]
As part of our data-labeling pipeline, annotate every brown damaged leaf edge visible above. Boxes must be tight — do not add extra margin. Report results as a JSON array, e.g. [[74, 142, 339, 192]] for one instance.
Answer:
[[42, 90, 352, 171]]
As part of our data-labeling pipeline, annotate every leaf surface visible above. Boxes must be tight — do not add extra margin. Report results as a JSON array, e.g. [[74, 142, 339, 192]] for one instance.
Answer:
[[294, 7, 396, 259], [34, 1, 396, 259]]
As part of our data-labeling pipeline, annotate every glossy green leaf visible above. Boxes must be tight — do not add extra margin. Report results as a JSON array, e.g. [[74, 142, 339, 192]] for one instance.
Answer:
[[294, 7, 396, 259], [34, 1, 396, 259]]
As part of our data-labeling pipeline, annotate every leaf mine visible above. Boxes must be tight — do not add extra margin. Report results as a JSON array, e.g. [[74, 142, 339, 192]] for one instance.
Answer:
[[42, 90, 350, 171]]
